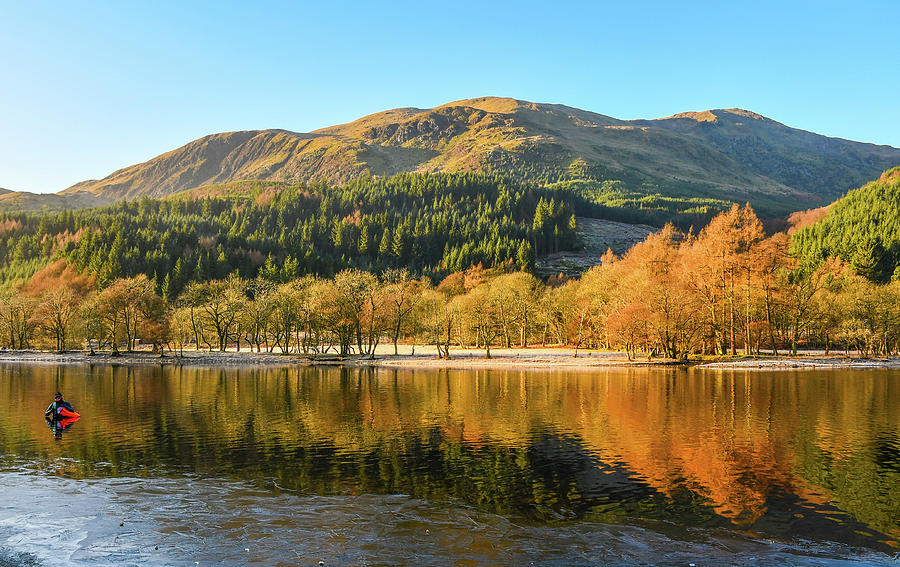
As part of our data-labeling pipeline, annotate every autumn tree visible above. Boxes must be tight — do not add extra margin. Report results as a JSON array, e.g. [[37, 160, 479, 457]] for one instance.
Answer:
[[269, 281, 302, 354], [0, 293, 37, 349], [34, 287, 80, 352], [615, 225, 700, 359], [178, 282, 209, 350], [199, 277, 247, 352], [460, 284, 501, 358], [781, 256, 843, 355], [96, 275, 161, 353], [320, 269, 382, 356], [752, 233, 790, 355], [244, 278, 276, 352], [24, 260, 95, 352], [685, 204, 764, 355], [80, 292, 105, 353], [170, 307, 194, 356], [416, 288, 457, 359], [383, 268, 423, 355]]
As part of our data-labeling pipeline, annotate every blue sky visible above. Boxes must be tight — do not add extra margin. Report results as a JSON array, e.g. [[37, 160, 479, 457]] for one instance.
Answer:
[[1, 0, 898, 193]]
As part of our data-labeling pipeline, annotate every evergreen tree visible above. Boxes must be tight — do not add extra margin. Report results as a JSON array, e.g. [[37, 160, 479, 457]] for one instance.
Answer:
[[516, 240, 534, 271], [379, 229, 392, 258], [852, 236, 890, 283]]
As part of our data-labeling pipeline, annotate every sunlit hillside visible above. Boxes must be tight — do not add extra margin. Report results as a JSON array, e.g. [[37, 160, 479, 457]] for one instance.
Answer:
[[27, 97, 897, 219]]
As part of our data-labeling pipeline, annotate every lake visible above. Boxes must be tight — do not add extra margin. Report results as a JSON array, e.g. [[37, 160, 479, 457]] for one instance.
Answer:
[[0, 363, 897, 565]]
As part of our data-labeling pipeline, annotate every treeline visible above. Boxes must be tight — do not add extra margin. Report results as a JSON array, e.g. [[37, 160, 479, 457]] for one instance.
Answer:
[[6, 202, 900, 358], [550, 178, 735, 229], [0, 173, 578, 294]]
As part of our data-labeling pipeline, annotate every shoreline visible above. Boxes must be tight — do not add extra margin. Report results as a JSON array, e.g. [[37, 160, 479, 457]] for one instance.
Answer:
[[0, 348, 899, 371]]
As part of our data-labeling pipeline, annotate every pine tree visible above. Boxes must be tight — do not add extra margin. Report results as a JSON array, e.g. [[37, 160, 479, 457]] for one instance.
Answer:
[[260, 255, 280, 281], [392, 224, 406, 258], [173, 257, 184, 290], [161, 272, 171, 301], [331, 219, 343, 249], [282, 256, 299, 281], [516, 240, 534, 271], [852, 236, 889, 283], [379, 229, 392, 257], [216, 249, 228, 278], [195, 253, 207, 282], [358, 225, 369, 256]]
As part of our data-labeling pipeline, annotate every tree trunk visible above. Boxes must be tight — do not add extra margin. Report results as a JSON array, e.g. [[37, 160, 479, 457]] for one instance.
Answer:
[[765, 286, 778, 356], [393, 314, 402, 356], [729, 270, 736, 356], [745, 268, 752, 355]]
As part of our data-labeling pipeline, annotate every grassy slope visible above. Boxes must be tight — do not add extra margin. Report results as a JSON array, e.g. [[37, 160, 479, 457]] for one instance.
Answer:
[[0, 190, 112, 213]]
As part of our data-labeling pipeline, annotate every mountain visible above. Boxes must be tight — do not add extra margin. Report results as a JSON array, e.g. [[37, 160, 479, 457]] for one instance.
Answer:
[[42, 97, 900, 214], [632, 109, 899, 200]]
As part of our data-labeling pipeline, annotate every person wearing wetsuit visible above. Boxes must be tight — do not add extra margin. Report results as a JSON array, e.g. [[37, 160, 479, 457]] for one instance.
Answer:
[[44, 392, 74, 418]]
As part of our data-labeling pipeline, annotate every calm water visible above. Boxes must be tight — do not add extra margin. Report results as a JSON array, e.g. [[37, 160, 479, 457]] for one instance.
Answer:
[[0, 363, 897, 566]]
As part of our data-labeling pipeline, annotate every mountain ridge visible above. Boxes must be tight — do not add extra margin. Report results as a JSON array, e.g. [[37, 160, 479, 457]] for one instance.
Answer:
[[0, 188, 111, 213], [22, 96, 900, 213]]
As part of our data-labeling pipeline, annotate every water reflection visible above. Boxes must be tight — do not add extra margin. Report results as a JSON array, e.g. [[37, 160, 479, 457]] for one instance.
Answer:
[[2, 468, 892, 567], [0, 364, 897, 554], [44, 415, 80, 440]]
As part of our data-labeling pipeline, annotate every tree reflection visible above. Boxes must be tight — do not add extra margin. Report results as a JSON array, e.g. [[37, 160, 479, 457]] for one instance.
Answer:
[[0, 364, 897, 551]]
